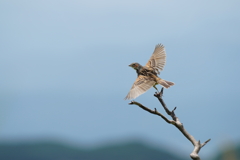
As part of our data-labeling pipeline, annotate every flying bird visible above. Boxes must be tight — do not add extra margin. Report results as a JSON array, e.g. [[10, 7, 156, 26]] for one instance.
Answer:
[[125, 44, 174, 100]]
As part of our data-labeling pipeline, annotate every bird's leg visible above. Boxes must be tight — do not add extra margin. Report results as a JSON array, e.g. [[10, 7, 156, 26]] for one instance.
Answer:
[[153, 84, 159, 92]]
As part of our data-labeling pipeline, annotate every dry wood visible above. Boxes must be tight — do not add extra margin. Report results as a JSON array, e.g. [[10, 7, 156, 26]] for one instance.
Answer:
[[129, 88, 211, 160]]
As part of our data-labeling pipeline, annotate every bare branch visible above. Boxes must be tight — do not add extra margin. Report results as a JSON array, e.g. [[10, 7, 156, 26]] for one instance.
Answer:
[[129, 88, 211, 160], [129, 101, 175, 124], [201, 139, 211, 148], [154, 88, 177, 121]]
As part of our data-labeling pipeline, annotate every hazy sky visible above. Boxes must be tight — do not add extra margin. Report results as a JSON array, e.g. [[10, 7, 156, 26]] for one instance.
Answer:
[[1, 0, 240, 158]]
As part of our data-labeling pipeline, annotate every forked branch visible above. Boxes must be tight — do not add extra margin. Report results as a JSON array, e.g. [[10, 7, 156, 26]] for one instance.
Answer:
[[129, 88, 211, 160]]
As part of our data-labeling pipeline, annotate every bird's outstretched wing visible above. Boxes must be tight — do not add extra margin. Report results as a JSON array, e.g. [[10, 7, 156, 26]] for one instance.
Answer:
[[145, 44, 166, 74], [125, 75, 155, 100]]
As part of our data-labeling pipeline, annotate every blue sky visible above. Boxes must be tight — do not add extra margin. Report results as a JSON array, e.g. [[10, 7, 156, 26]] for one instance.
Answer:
[[1, 0, 240, 158]]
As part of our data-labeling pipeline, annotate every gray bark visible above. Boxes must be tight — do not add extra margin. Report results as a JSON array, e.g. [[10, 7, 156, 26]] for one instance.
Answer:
[[129, 88, 210, 160]]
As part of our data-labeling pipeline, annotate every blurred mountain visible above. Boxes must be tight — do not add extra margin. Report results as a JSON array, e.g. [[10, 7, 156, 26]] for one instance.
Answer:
[[212, 143, 240, 160], [1, 140, 240, 160], [0, 141, 185, 160]]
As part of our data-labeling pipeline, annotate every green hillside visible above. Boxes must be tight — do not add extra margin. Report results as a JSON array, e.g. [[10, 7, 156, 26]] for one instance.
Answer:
[[212, 144, 240, 160], [2, 140, 239, 160], [0, 141, 185, 160]]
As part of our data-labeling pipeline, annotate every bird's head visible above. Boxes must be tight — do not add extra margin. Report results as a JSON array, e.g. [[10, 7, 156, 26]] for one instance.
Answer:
[[129, 63, 142, 70]]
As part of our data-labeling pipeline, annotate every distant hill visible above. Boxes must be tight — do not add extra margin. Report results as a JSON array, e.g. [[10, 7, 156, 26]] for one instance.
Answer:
[[0, 141, 185, 160], [212, 144, 240, 160], [1, 140, 239, 160]]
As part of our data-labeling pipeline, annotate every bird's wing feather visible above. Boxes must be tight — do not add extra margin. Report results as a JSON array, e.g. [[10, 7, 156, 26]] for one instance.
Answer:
[[125, 75, 155, 100], [145, 44, 166, 74]]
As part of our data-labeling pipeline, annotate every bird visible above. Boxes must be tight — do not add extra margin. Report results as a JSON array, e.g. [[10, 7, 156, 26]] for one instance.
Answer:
[[125, 44, 174, 100]]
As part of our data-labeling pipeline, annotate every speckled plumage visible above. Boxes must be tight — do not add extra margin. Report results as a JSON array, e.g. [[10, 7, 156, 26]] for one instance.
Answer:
[[125, 44, 174, 100]]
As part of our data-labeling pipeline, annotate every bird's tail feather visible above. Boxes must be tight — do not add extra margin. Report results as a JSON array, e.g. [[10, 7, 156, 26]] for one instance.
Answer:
[[157, 78, 174, 88]]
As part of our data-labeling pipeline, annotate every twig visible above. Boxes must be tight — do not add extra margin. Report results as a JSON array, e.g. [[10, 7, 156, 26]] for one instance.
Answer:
[[129, 101, 175, 124], [129, 88, 211, 160]]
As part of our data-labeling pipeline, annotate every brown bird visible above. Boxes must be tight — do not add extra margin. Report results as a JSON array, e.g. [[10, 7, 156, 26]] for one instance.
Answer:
[[125, 44, 174, 100]]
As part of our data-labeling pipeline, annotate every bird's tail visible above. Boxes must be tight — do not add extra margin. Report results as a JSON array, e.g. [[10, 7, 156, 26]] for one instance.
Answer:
[[157, 78, 174, 88]]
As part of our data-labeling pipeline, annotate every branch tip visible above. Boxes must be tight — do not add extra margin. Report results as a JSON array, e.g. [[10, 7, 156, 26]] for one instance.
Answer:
[[201, 139, 211, 148], [172, 107, 177, 112], [206, 139, 211, 143], [198, 140, 201, 145], [129, 101, 135, 105], [160, 87, 164, 93]]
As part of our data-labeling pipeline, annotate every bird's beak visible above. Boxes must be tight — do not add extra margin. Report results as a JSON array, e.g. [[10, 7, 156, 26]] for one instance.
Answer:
[[128, 64, 131, 67]]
